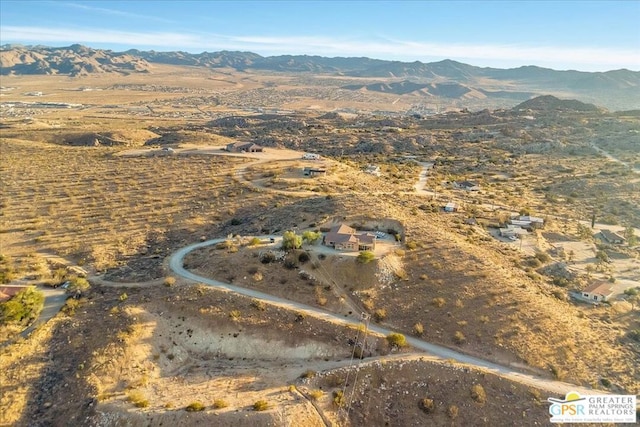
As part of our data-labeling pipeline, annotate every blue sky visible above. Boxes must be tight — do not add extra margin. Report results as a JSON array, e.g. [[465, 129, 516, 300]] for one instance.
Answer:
[[1, 1, 639, 71]]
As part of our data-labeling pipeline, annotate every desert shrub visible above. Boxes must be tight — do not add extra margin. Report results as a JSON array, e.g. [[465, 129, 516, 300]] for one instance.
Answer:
[[447, 405, 459, 419], [386, 332, 407, 348], [298, 252, 310, 263], [479, 315, 490, 324], [0, 286, 44, 324], [282, 231, 302, 250], [229, 310, 241, 320], [284, 258, 299, 270], [300, 369, 317, 379], [357, 251, 375, 264], [332, 391, 345, 408], [309, 389, 324, 401], [600, 378, 611, 388], [127, 390, 149, 408], [552, 289, 566, 301], [325, 374, 345, 387], [248, 237, 262, 246], [260, 252, 276, 264], [373, 308, 387, 322], [453, 331, 466, 344], [432, 297, 446, 308], [627, 330, 640, 342], [68, 276, 90, 294], [251, 299, 266, 311], [119, 292, 128, 302], [302, 231, 322, 244], [230, 218, 242, 226], [163, 276, 176, 287], [212, 399, 228, 409], [470, 384, 486, 404], [62, 298, 80, 315], [185, 401, 205, 412], [419, 398, 435, 413], [624, 288, 638, 296], [253, 400, 269, 411], [535, 252, 551, 263], [413, 322, 424, 336], [406, 241, 418, 250]]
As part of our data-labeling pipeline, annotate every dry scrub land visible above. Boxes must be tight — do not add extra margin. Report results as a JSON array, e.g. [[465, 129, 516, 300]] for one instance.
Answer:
[[1, 72, 639, 426]]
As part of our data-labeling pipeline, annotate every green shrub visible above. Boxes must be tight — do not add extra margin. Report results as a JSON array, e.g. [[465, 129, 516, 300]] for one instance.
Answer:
[[253, 400, 269, 411], [0, 286, 44, 324], [185, 401, 205, 412], [300, 369, 316, 379], [357, 251, 375, 264], [212, 399, 228, 409], [309, 389, 324, 401], [386, 333, 407, 348], [282, 231, 302, 250], [127, 390, 149, 408], [332, 391, 345, 408], [298, 252, 310, 263], [164, 276, 176, 287], [302, 231, 322, 244], [248, 237, 262, 246]]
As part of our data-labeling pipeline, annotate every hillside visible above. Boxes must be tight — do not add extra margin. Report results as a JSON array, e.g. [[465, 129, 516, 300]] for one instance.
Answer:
[[2, 44, 639, 110]]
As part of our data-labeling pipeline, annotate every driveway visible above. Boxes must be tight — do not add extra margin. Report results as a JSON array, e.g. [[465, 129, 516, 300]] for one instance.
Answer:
[[169, 236, 607, 396]]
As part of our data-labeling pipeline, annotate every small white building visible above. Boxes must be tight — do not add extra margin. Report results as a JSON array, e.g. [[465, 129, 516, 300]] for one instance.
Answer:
[[302, 153, 321, 160], [444, 202, 458, 212], [581, 282, 614, 302], [364, 165, 381, 176], [499, 225, 527, 237]]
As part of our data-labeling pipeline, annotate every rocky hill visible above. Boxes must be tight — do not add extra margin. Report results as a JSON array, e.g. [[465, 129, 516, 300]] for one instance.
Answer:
[[0, 44, 152, 76], [513, 95, 603, 112], [2, 44, 639, 110]]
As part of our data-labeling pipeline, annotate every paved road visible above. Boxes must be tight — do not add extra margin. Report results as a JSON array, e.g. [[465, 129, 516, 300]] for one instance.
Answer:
[[169, 236, 607, 396]]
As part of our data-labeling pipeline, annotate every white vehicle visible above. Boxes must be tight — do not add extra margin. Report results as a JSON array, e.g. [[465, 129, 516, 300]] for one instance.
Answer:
[[302, 153, 320, 160], [508, 235, 518, 241]]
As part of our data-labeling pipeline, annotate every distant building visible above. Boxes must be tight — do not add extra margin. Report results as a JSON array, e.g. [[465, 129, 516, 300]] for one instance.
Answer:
[[597, 229, 626, 245], [302, 153, 321, 160], [581, 282, 614, 302], [225, 142, 264, 153], [303, 167, 326, 177], [323, 224, 376, 252], [499, 225, 527, 237], [453, 180, 480, 191], [444, 202, 458, 212]]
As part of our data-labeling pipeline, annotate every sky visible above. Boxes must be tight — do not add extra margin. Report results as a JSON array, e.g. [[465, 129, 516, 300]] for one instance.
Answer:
[[1, 1, 639, 71]]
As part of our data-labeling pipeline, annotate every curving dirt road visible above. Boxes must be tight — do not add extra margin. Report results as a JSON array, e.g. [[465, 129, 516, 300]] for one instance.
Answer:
[[169, 236, 605, 397]]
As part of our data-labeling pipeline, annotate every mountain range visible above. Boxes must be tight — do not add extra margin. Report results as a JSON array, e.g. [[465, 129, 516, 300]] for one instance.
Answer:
[[1, 44, 639, 110]]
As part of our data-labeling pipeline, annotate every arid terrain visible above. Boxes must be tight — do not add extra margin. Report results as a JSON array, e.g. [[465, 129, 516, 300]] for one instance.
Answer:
[[1, 61, 639, 426]]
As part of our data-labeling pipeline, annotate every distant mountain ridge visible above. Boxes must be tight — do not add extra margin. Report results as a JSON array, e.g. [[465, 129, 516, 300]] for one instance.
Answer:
[[1, 44, 639, 110]]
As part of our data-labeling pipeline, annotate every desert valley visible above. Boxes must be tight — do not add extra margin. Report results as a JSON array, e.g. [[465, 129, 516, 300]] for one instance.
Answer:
[[0, 44, 639, 426]]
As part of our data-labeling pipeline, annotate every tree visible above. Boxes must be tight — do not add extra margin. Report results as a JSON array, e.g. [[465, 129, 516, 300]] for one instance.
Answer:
[[281, 231, 302, 250], [356, 251, 375, 264], [301, 230, 322, 245]]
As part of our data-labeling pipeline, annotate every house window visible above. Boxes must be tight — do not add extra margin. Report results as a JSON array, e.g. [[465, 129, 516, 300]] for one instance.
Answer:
[[593, 295, 598, 300], [583, 293, 588, 297]]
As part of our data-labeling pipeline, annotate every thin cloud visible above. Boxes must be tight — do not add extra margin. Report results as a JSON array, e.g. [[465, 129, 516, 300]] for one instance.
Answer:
[[2, 25, 638, 71], [61, 2, 176, 24]]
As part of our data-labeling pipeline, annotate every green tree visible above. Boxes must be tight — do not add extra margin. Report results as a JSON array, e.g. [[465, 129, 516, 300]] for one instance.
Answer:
[[68, 276, 90, 294], [301, 230, 322, 245], [356, 251, 375, 264], [281, 231, 302, 250], [0, 286, 44, 324]]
